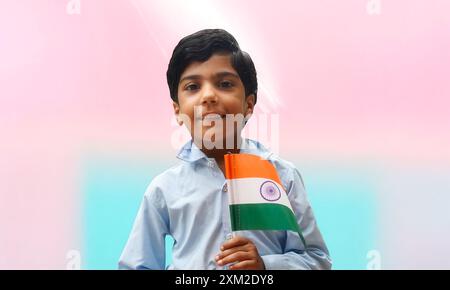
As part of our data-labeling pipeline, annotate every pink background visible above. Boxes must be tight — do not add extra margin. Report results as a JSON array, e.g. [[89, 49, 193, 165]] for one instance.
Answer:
[[1, 0, 449, 269]]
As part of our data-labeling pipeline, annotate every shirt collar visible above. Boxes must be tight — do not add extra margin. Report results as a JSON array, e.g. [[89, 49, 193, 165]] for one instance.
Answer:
[[175, 140, 206, 163], [176, 138, 273, 163]]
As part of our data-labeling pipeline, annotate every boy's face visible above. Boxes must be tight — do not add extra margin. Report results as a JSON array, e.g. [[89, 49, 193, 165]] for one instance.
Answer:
[[173, 53, 255, 150]]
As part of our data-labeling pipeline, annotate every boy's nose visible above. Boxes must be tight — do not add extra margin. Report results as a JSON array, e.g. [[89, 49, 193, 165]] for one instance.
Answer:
[[200, 83, 218, 105]]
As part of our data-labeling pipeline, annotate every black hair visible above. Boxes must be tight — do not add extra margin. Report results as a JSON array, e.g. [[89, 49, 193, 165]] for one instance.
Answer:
[[166, 29, 258, 103]]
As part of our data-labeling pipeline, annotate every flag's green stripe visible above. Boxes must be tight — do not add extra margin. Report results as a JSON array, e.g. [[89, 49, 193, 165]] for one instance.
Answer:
[[229, 203, 306, 246]]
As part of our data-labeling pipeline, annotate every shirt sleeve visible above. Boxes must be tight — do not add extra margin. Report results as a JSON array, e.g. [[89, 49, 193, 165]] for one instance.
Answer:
[[261, 167, 332, 270], [118, 181, 170, 270]]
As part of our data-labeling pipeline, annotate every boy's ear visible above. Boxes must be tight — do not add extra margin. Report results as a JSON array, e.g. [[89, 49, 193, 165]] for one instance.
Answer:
[[173, 102, 183, 126], [244, 94, 256, 118]]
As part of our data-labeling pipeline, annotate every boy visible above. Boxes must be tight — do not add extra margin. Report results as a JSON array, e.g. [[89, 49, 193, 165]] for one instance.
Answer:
[[119, 29, 331, 270]]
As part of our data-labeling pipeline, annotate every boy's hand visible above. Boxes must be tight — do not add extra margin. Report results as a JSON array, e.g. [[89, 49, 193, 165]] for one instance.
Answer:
[[215, 235, 265, 270]]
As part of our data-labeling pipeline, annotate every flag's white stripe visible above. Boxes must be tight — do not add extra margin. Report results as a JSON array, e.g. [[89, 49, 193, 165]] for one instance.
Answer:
[[227, 177, 293, 210]]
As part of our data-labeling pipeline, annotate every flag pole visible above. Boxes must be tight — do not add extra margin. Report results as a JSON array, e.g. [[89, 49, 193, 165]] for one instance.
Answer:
[[225, 137, 243, 241], [225, 153, 236, 240]]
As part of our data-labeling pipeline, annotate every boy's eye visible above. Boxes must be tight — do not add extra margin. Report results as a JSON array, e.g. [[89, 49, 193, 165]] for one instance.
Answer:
[[185, 83, 199, 91], [219, 81, 233, 88]]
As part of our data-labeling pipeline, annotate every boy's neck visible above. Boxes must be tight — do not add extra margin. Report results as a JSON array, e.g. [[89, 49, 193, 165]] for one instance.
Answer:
[[201, 147, 240, 160], [201, 148, 240, 175], [195, 137, 243, 174]]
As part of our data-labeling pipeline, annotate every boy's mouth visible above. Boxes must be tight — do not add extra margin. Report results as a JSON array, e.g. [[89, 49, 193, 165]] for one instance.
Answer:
[[198, 112, 227, 121], [203, 114, 226, 121]]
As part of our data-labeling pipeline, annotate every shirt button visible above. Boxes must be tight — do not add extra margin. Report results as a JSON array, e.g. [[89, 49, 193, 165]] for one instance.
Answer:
[[223, 184, 228, 192]]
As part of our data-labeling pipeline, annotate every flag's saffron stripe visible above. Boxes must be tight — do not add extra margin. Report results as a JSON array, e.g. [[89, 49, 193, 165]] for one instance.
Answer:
[[224, 154, 283, 187]]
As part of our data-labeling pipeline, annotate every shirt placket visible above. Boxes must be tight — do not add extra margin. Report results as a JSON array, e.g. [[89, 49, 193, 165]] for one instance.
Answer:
[[206, 159, 232, 239]]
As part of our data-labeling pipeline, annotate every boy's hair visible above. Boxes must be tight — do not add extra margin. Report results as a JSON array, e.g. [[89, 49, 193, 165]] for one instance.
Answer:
[[167, 29, 258, 104]]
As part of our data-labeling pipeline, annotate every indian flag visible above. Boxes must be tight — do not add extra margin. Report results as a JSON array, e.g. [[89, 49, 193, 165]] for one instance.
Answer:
[[224, 153, 306, 245]]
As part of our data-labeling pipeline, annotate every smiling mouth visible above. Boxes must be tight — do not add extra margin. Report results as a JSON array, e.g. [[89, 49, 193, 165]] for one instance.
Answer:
[[203, 114, 226, 120], [197, 113, 227, 121]]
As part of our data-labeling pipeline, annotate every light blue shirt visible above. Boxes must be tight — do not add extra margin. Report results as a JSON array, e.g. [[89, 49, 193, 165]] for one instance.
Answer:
[[118, 139, 332, 270]]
